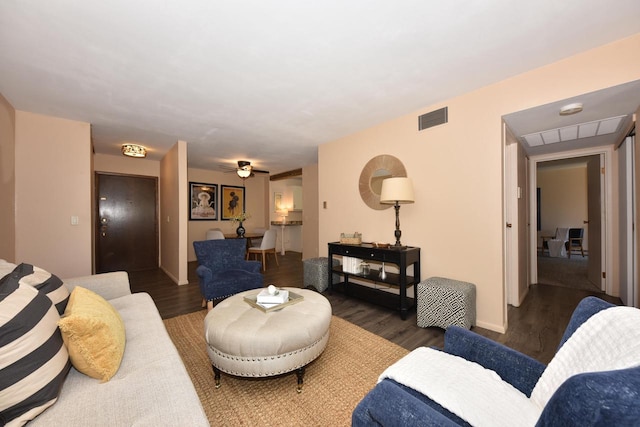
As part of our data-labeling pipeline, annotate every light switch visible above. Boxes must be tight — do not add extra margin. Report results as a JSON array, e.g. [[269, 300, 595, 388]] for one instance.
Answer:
[[71, 216, 79, 226]]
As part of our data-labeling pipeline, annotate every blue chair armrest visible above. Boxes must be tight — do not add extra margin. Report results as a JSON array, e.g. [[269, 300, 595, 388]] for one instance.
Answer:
[[444, 326, 545, 396], [195, 264, 212, 279], [536, 367, 640, 426], [353, 379, 463, 427], [195, 265, 214, 299]]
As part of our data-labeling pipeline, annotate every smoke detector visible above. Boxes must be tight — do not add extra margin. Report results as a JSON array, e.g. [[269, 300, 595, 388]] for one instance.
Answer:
[[559, 103, 583, 116]]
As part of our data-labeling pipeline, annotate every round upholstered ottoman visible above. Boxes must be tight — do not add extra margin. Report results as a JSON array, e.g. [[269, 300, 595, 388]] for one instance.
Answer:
[[204, 287, 331, 392]]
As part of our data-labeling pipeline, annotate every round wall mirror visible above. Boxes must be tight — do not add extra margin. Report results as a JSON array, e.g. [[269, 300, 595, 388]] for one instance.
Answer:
[[359, 155, 407, 210]]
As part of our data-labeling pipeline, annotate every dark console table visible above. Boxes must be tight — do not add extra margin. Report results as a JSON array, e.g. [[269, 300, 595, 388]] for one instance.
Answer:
[[327, 242, 421, 320]]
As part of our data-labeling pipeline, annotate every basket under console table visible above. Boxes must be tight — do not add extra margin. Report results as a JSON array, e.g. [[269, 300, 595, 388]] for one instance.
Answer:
[[327, 242, 421, 320]]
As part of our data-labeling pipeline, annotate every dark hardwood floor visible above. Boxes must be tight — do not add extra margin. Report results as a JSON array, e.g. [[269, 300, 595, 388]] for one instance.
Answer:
[[129, 251, 621, 365]]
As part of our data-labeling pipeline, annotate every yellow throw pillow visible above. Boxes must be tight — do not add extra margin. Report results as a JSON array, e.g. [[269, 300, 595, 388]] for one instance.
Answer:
[[58, 286, 126, 382]]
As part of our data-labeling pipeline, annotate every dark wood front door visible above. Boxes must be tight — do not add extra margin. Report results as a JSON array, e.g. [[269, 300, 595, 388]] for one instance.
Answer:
[[96, 173, 158, 273]]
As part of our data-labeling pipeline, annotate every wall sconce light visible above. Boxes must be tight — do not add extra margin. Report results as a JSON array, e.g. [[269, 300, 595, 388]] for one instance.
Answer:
[[122, 144, 147, 158], [379, 177, 415, 247]]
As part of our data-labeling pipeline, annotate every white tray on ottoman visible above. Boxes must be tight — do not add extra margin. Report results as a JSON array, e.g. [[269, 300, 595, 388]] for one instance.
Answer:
[[204, 287, 332, 392]]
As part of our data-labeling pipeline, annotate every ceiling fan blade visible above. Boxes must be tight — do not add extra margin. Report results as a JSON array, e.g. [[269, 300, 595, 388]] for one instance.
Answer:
[[221, 161, 269, 175]]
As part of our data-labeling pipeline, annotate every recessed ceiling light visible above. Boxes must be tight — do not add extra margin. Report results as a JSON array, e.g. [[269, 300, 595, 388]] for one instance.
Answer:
[[559, 103, 583, 116]]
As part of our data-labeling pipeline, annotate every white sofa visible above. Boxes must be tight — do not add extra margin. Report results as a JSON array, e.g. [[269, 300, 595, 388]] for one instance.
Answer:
[[9, 267, 209, 426]]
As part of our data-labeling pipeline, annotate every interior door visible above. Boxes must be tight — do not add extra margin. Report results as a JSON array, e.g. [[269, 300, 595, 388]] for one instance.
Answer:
[[619, 136, 634, 306], [586, 156, 603, 289], [635, 106, 640, 307], [504, 123, 519, 307], [96, 173, 158, 273]]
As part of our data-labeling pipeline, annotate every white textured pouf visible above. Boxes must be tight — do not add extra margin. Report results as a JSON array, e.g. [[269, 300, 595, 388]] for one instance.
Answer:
[[204, 287, 331, 391], [417, 277, 476, 330]]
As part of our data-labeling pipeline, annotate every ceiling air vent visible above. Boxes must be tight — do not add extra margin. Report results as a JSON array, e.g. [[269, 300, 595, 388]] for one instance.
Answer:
[[418, 107, 448, 131]]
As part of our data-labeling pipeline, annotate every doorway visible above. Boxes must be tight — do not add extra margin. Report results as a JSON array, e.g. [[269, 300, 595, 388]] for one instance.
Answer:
[[503, 80, 640, 305], [529, 146, 613, 295], [95, 173, 159, 273], [535, 155, 601, 292]]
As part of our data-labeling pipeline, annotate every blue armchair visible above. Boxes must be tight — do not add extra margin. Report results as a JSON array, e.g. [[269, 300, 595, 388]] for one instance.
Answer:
[[353, 297, 640, 426], [193, 239, 263, 310]]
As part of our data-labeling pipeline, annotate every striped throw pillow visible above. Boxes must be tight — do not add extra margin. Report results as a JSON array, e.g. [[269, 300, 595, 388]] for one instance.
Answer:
[[0, 273, 71, 427], [11, 263, 70, 315]]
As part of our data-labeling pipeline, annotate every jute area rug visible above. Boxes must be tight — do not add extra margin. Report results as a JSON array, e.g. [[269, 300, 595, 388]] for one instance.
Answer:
[[164, 310, 409, 426]]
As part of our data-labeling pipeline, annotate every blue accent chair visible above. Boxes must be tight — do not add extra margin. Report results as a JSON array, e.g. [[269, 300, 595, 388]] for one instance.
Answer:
[[193, 239, 263, 310], [353, 296, 640, 426]]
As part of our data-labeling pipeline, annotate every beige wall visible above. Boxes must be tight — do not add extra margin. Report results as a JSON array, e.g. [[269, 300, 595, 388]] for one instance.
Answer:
[[0, 93, 16, 262], [319, 33, 640, 332], [94, 153, 161, 177], [15, 111, 92, 278], [187, 168, 269, 262], [302, 163, 319, 259], [537, 165, 589, 249], [160, 141, 188, 284]]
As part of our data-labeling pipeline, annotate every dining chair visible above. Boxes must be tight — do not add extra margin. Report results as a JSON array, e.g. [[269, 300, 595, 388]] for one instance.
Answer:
[[566, 228, 585, 258], [246, 229, 279, 271], [250, 227, 267, 247], [543, 227, 570, 257], [205, 229, 225, 240]]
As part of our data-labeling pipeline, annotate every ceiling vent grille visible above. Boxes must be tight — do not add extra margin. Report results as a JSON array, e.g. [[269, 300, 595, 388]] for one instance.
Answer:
[[418, 107, 448, 131]]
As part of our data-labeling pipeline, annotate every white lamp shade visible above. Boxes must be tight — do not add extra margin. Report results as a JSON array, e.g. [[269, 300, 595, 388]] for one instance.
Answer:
[[379, 177, 414, 204]]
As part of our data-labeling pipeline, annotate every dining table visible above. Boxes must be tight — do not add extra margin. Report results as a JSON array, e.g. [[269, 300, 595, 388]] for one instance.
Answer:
[[223, 232, 264, 249]]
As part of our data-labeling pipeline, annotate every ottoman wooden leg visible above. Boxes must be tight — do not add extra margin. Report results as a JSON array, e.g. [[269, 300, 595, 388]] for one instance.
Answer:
[[212, 365, 221, 389], [296, 367, 305, 393]]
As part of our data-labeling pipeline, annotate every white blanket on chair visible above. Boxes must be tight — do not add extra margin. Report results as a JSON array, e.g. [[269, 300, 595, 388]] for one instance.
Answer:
[[380, 305, 640, 427], [379, 347, 541, 427], [531, 305, 640, 408]]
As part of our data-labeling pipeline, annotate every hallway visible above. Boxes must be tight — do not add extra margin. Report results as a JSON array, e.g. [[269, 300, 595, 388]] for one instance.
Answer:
[[537, 254, 601, 293]]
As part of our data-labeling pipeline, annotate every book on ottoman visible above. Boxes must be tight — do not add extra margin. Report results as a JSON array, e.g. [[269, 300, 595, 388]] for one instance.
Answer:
[[257, 287, 289, 304]]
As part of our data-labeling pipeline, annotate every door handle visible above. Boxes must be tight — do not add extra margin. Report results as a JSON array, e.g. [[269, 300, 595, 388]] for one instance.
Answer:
[[506, 223, 513, 228], [583, 220, 589, 224]]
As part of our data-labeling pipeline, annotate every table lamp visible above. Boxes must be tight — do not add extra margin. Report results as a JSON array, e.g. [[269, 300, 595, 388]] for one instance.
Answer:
[[379, 177, 414, 247]]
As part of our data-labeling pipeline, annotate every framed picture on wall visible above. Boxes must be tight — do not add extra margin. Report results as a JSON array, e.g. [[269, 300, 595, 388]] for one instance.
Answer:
[[189, 182, 217, 220], [221, 185, 245, 220], [274, 192, 283, 211]]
